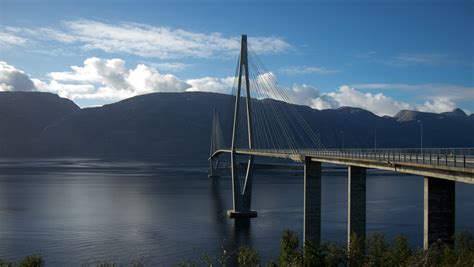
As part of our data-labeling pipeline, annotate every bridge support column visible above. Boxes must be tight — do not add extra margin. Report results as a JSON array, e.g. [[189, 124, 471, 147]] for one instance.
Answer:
[[304, 157, 322, 246], [424, 177, 455, 249], [208, 157, 220, 178], [227, 156, 257, 218], [227, 35, 256, 219], [347, 166, 366, 250]]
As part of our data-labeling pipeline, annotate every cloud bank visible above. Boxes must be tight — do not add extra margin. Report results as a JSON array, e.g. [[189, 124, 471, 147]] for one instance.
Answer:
[[285, 83, 467, 116], [32, 57, 233, 102], [0, 61, 37, 91], [287, 84, 412, 116], [0, 32, 28, 47], [0, 59, 468, 116]]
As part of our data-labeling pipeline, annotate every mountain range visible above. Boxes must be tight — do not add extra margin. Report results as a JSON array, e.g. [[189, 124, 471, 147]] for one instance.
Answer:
[[0, 91, 472, 162]]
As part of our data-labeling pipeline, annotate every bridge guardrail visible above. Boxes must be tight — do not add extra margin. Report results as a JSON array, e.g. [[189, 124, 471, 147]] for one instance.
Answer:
[[215, 147, 474, 169], [305, 147, 474, 169]]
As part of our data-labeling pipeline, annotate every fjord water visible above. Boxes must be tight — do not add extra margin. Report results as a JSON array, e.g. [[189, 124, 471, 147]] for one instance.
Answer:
[[0, 159, 473, 265]]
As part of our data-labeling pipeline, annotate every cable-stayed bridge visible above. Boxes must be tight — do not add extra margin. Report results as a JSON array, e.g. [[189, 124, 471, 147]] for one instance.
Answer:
[[208, 35, 474, 250]]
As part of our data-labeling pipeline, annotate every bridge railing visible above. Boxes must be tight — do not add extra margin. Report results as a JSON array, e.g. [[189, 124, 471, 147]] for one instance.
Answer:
[[305, 147, 474, 169]]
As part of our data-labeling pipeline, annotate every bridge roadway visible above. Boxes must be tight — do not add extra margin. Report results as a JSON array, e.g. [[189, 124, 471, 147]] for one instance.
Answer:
[[212, 148, 474, 184], [211, 147, 474, 249]]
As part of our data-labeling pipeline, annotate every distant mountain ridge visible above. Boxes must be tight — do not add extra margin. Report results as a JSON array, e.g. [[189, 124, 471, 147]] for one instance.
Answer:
[[0, 91, 472, 162], [394, 108, 470, 122]]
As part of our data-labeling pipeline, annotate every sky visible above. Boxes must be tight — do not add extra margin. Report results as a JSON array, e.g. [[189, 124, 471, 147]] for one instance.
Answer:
[[0, 0, 473, 116]]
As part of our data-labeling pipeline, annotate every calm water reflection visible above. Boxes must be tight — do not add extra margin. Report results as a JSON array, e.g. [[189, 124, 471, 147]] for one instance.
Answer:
[[0, 159, 472, 265]]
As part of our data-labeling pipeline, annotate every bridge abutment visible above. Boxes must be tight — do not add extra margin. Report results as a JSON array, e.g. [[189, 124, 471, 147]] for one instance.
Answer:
[[303, 157, 322, 245], [347, 166, 366, 250], [423, 176, 455, 249]]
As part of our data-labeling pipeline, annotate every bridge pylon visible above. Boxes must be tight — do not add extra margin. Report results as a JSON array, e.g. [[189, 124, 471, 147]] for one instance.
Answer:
[[227, 34, 257, 218], [209, 108, 223, 178]]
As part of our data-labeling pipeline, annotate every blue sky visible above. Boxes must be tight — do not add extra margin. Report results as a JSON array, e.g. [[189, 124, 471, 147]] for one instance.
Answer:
[[0, 0, 473, 115]]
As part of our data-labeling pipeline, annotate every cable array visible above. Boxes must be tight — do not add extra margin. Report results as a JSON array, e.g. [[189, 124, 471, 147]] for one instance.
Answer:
[[213, 47, 325, 155]]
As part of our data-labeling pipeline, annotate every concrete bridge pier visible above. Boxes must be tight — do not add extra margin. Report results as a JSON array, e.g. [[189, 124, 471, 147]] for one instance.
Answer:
[[424, 177, 455, 249], [347, 166, 366, 249], [227, 156, 257, 218], [303, 157, 322, 245]]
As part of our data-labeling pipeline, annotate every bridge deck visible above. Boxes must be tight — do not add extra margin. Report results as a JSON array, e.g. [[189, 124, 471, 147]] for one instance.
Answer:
[[212, 148, 474, 184]]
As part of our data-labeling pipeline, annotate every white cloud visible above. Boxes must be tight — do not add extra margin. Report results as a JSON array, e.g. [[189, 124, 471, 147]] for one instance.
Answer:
[[127, 64, 190, 94], [35, 57, 190, 102], [0, 61, 37, 91], [33, 79, 98, 99], [186, 77, 234, 94], [0, 31, 28, 46], [1, 20, 291, 59], [287, 84, 322, 105], [310, 97, 336, 110], [50, 57, 128, 85], [286, 84, 338, 109], [325, 85, 412, 116], [279, 66, 339, 75], [151, 62, 190, 72], [276, 82, 411, 116], [417, 97, 457, 113], [247, 36, 292, 55]]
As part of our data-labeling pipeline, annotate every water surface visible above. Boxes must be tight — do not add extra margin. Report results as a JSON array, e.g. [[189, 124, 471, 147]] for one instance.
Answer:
[[0, 158, 472, 265]]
